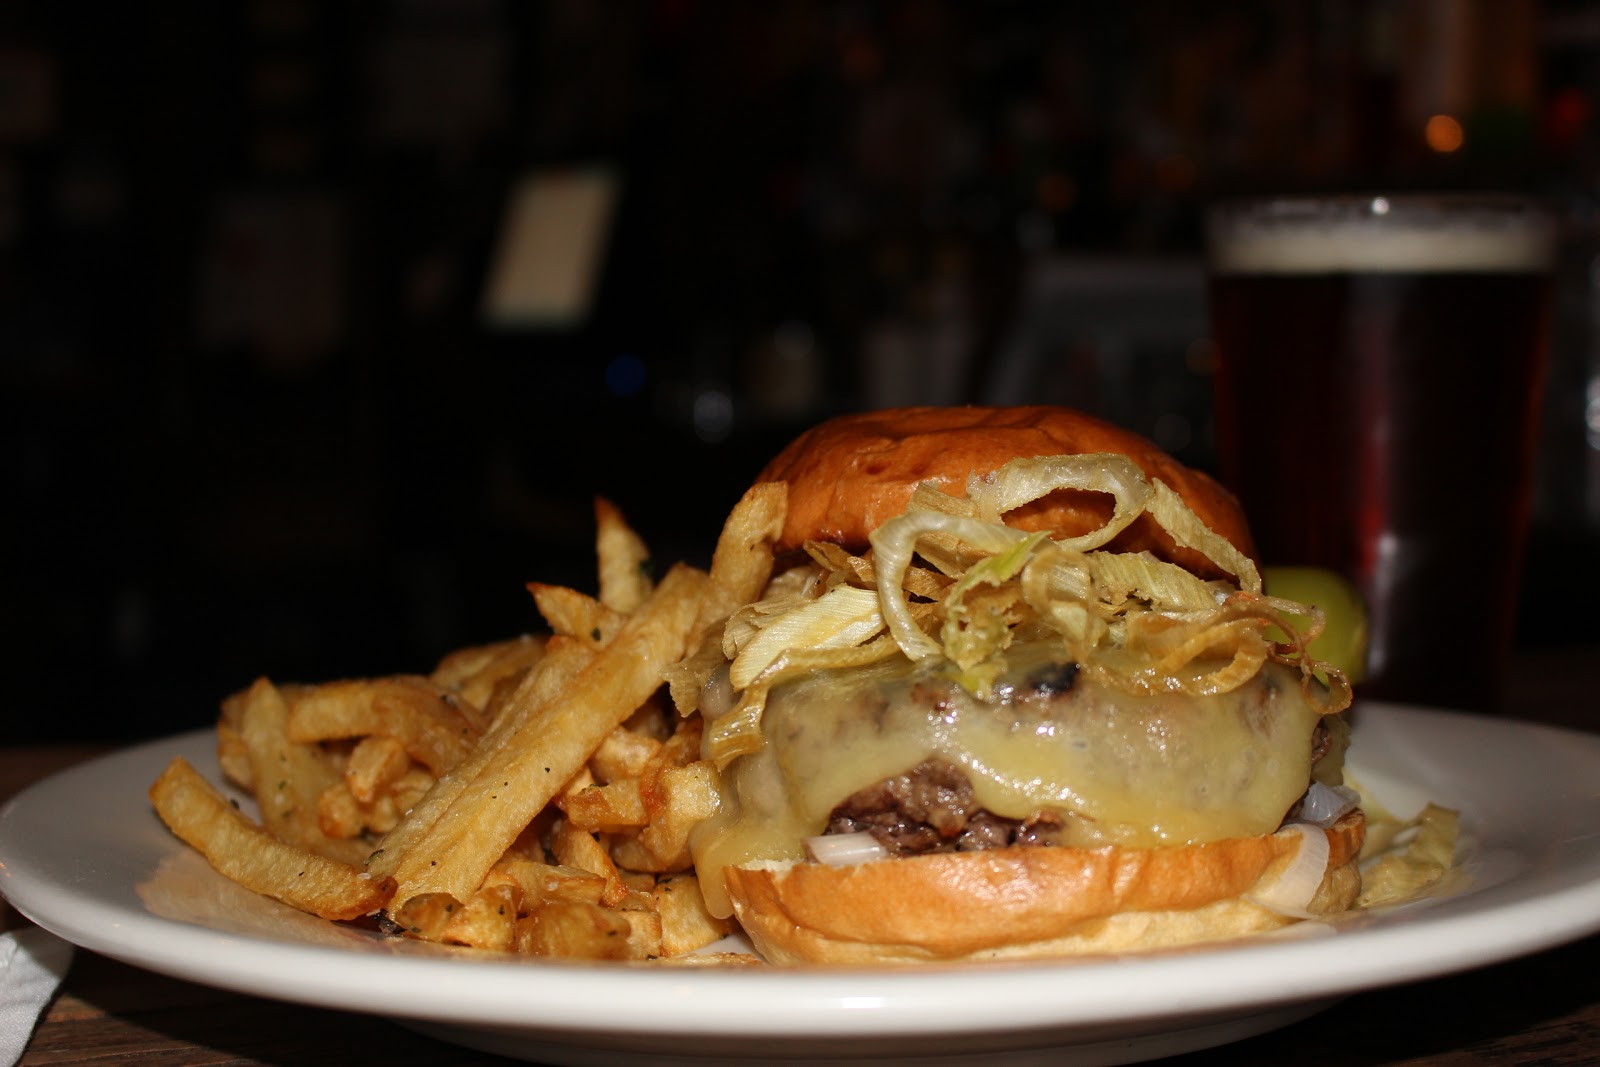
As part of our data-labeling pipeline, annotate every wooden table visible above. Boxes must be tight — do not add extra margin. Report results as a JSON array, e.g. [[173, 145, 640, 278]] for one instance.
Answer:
[[4, 647, 1597, 1067]]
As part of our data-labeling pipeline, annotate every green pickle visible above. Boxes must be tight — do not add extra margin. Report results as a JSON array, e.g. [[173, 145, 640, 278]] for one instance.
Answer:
[[1261, 565, 1370, 683]]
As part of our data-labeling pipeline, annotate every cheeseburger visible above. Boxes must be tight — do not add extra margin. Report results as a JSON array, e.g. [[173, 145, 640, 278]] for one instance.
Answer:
[[677, 405, 1362, 963]]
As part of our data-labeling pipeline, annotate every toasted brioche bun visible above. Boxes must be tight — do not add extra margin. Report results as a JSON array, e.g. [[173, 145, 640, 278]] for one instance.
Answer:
[[755, 404, 1255, 579], [724, 812, 1365, 964]]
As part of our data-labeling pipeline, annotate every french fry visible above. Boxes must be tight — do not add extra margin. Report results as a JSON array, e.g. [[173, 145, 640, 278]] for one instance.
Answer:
[[528, 582, 627, 648], [343, 734, 411, 803], [557, 763, 596, 801], [609, 760, 720, 872], [550, 817, 630, 907], [388, 767, 433, 818], [366, 635, 597, 878], [653, 716, 704, 768], [595, 497, 654, 614], [384, 564, 707, 907], [316, 764, 422, 841], [515, 900, 635, 959], [159, 456, 781, 961], [390, 892, 462, 941], [216, 719, 252, 791], [697, 481, 787, 630], [431, 633, 547, 705], [513, 890, 662, 960], [478, 670, 531, 729], [150, 756, 393, 921], [235, 676, 361, 863], [566, 715, 701, 836], [622, 907, 665, 960], [618, 869, 657, 892], [430, 638, 516, 689], [588, 724, 664, 783], [653, 872, 732, 957], [440, 881, 518, 952], [561, 778, 648, 833], [317, 781, 367, 840], [444, 638, 547, 720], [286, 676, 478, 775], [665, 482, 786, 715], [495, 855, 608, 907]]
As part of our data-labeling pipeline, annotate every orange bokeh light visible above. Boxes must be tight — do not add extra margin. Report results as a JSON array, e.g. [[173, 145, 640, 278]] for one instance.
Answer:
[[1424, 114, 1465, 153]]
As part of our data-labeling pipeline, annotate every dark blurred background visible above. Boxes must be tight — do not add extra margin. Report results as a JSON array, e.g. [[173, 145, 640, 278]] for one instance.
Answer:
[[6, 0, 1600, 742]]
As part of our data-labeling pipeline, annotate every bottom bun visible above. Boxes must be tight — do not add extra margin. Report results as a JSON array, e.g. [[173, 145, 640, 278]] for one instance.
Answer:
[[724, 812, 1365, 964]]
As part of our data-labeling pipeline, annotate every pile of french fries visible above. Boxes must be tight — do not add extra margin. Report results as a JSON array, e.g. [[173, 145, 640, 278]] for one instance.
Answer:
[[150, 486, 787, 962]]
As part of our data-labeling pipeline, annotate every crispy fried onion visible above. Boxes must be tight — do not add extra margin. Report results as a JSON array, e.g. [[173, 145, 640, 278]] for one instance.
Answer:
[[698, 454, 1349, 766]]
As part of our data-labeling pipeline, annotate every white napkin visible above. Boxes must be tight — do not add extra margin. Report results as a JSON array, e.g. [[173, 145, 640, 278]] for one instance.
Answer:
[[0, 927, 74, 1067]]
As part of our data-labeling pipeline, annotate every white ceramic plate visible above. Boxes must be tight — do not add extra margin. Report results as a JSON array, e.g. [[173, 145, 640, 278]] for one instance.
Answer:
[[3, 703, 1599, 1067]]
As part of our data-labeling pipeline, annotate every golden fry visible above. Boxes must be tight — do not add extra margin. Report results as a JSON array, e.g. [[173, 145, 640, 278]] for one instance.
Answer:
[[393, 884, 519, 952], [515, 900, 634, 959], [431, 633, 545, 687], [343, 734, 411, 803], [594, 497, 654, 614], [653, 872, 732, 957], [383, 564, 707, 907], [366, 635, 597, 878], [560, 778, 648, 833], [286, 676, 478, 775], [216, 719, 252, 791], [391, 892, 462, 941], [653, 716, 704, 768], [477, 671, 530, 729], [441, 881, 518, 952], [666, 483, 787, 717], [432, 634, 547, 715], [558, 763, 596, 801], [494, 855, 608, 907], [550, 817, 629, 907], [159, 465, 792, 962], [622, 907, 665, 960], [609, 760, 720, 873], [316, 781, 367, 840], [150, 756, 393, 921], [317, 768, 418, 841], [588, 724, 664, 783], [235, 677, 361, 863], [528, 582, 627, 648], [698, 481, 787, 630]]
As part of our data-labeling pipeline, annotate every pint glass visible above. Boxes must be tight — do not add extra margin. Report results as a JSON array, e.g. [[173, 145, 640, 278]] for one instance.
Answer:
[[1205, 194, 1557, 711]]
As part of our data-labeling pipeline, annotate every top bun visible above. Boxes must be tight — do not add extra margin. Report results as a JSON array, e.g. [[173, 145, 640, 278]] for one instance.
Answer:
[[756, 405, 1255, 579]]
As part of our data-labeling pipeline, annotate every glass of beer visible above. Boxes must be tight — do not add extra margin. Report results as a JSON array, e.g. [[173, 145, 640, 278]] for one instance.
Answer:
[[1204, 194, 1557, 712]]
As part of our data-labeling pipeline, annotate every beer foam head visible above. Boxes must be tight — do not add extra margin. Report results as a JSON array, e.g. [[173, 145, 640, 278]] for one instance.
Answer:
[[1207, 195, 1557, 275]]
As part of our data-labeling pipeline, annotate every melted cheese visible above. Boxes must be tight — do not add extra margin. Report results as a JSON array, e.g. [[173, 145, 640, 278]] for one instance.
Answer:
[[690, 642, 1326, 918]]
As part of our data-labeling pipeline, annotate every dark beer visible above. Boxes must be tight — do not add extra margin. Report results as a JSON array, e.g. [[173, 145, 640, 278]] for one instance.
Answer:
[[1206, 197, 1556, 711]]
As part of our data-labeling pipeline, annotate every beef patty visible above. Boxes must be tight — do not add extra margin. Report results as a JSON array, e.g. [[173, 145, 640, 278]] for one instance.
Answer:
[[827, 718, 1333, 858]]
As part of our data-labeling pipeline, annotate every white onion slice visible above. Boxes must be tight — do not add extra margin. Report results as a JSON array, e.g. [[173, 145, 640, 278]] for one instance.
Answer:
[[1245, 823, 1331, 918], [803, 832, 889, 866], [1297, 783, 1362, 828]]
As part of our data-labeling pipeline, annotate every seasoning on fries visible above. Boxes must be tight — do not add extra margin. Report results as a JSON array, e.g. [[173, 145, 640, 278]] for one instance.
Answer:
[[151, 492, 779, 961]]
